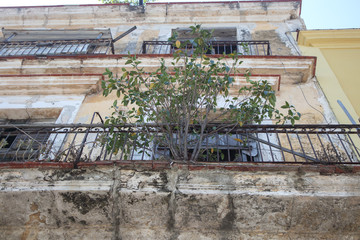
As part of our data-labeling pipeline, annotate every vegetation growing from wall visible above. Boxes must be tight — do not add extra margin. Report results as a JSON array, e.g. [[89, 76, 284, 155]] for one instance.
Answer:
[[101, 25, 300, 162]]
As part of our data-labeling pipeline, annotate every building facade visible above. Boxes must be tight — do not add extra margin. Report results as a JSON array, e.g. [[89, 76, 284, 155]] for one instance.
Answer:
[[0, 1, 360, 239]]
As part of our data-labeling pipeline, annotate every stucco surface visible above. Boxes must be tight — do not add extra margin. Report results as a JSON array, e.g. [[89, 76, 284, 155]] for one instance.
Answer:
[[1, 165, 359, 239]]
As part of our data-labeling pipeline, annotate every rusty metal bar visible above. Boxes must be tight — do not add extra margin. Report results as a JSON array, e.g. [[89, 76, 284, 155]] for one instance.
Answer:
[[1, 123, 359, 163], [113, 26, 137, 43], [0, 39, 112, 57]]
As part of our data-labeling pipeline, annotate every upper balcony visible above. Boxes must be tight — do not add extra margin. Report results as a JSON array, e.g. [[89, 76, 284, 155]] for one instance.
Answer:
[[141, 40, 272, 56], [0, 29, 114, 57], [0, 26, 273, 57], [0, 1, 304, 58]]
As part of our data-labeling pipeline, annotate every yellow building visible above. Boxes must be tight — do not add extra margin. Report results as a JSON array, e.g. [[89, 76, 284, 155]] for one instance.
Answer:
[[297, 29, 360, 124]]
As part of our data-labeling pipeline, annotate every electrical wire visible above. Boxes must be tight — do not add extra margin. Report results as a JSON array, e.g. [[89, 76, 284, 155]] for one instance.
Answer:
[[280, 62, 329, 123]]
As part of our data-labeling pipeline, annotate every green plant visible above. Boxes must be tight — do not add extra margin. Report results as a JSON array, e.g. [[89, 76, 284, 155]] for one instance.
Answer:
[[0, 138, 7, 149], [101, 25, 300, 161]]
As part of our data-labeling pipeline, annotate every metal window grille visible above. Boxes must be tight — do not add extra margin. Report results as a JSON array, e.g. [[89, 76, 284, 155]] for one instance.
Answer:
[[141, 40, 271, 56]]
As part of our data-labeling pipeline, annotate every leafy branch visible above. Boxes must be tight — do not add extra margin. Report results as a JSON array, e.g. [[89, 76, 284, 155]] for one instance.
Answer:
[[101, 24, 300, 161]]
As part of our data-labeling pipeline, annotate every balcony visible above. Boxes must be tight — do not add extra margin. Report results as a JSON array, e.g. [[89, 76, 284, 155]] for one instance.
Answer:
[[141, 40, 272, 56], [0, 39, 113, 57], [1, 123, 359, 165], [0, 28, 118, 57]]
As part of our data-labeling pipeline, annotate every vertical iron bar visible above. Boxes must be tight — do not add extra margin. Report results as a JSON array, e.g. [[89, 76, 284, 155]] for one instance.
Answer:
[[64, 130, 79, 162], [108, 131, 119, 161], [158, 43, 162, 54], [99, 131, 109, 161], [142, 42, 147, 54], [206, 134, 209, 162], [105, 40, 111, 54], [255, 132, 264, 162], [337, 133, 352, 162], [265, 129, 275, 162], [326, 132, 341, 162], [2, 132, 14, 161], [262, 43, 266, 56], [24, 130, 41, 160], [276, 132, 286, 162], [296, 132, 308, 162], [317, 133, 330, 163], [44, 129, 59, 160], [306, 132, 318, 161], [56, 129, 69, 160], [226, 134, 230, 162], [246, 131, 253, 161], [118, 130, 129, 161], [140, 133, 146, 161], [346, 132, 360, 160], [130, 128, 137, 161], [88, 129, 100, 160], [216, 134, 220, 161], [285, 129, 297, 162]]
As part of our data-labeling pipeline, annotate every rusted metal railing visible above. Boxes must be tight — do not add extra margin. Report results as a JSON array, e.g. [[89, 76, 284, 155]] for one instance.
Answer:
[[0, 39, 112, 57], [0, 123, 359, 164], [141, 40, 271, 56]]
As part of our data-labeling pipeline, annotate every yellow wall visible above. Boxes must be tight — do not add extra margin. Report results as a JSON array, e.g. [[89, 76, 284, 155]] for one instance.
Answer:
[[298, 29, 360, 124], [321, 48, 360, 118]]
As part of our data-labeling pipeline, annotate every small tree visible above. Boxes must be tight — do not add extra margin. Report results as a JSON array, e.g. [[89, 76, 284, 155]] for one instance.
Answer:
[[102, 25, 300, 161]]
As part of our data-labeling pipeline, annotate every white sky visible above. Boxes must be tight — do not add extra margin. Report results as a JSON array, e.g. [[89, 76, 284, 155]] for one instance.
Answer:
[[0, 0, 359, 30]]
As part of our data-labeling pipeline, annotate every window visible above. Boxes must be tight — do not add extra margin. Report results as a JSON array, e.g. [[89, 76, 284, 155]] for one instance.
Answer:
[[0, 119, 54, 161], [172, 27, 238, 54], [154, 132, 259, 162], [141, 27, 238, 54]]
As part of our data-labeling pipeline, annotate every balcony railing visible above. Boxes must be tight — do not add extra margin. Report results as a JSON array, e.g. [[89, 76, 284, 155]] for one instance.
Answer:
[[1, 123, 359, 164], [0, 39, 113, 57], [141, 40, 272, 55]]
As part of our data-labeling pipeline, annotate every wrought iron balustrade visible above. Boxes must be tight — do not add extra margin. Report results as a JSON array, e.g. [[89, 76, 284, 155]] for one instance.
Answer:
[[141, 40, 271, 56], [0, 123, 359, 164], [0, 39, 112, 57]]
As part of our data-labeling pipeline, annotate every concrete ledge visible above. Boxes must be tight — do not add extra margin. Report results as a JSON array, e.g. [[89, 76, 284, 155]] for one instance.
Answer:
[[0, 55, 316, 84], [1, 161, 360, 174]]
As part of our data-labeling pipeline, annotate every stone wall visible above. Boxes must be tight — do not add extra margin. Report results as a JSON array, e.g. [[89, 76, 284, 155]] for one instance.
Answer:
[[1, 163, 359, 239], [0, 1, 305, 56]]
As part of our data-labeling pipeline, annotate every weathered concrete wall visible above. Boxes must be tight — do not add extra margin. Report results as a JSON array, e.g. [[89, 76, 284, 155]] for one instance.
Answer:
[[0, 2, 301, 28], [0, 2, 305, 56], [0, 55, 325, 125], [0, 1, 313, 127], [1, 164, 359, 239]]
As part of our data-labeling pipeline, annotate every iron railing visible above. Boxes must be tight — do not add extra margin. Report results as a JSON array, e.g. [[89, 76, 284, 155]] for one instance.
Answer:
[[0, 39, 112, 57], [0, 123, 359, 164], [141, 40, 272, 55]]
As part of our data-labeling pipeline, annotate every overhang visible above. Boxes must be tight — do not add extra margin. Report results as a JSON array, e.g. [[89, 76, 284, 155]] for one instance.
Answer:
[[0, 74, 103, 95], [297, 29, 360, 48], [0, 55, 316, 84]]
